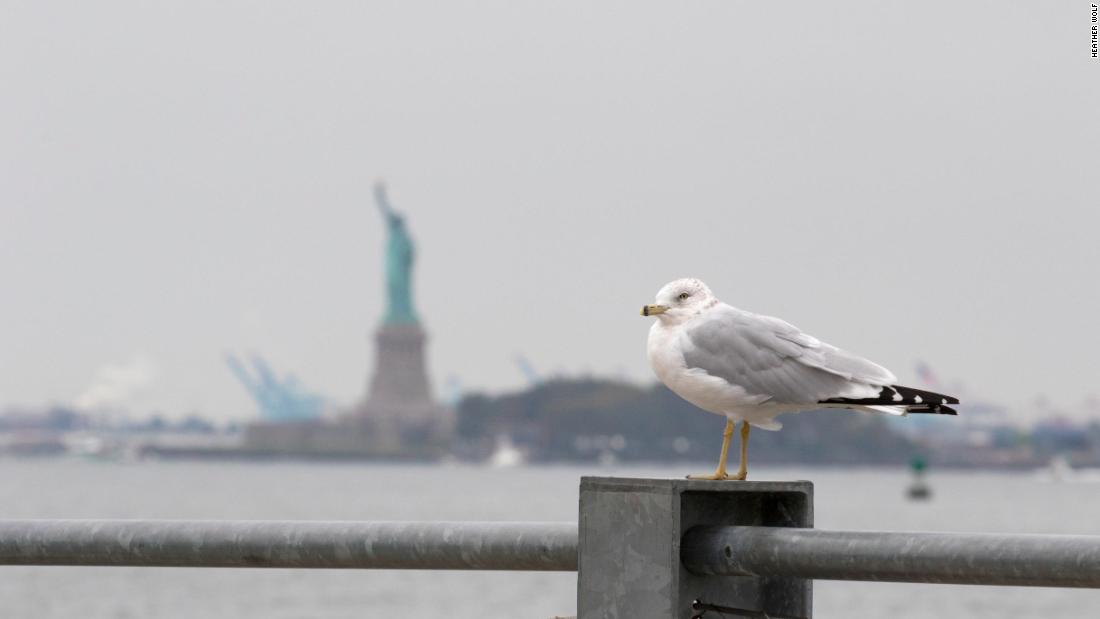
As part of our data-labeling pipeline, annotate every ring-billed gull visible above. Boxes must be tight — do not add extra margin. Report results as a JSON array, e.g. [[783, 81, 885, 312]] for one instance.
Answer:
[[642, 278, 958, 480]]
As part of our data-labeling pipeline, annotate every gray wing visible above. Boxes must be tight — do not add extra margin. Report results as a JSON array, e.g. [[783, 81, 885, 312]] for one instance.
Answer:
[[680, 305, 897, 404]]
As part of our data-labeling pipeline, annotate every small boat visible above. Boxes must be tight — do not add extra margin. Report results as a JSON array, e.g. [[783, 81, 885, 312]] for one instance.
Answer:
[[488, 434, 526, 468]]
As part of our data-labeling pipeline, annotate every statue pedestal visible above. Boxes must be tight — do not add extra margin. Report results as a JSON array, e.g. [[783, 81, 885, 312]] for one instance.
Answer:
[[354, 322, 453, 450]]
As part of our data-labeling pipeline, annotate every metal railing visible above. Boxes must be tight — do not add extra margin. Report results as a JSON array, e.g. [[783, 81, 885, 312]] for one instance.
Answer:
[[5, 478, 1100, 618], [0, 520, 577, 571], [681, 525, 1100, 588], [4, 518, 1100, 589]]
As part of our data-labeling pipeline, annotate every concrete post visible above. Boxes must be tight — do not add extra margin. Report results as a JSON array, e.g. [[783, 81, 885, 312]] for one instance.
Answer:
[[577, 477, 813, 619]]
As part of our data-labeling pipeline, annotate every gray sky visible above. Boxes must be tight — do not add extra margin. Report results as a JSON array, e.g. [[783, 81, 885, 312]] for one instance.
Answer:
[[2, 1, 1098, 422]]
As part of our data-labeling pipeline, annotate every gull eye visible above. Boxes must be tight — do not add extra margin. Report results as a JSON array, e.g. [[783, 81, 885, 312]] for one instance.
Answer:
[[678, 292, 690, 301]]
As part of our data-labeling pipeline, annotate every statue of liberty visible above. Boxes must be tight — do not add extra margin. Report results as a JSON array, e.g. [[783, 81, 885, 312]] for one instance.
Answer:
[[374, 182, 418, 324], [357, 181, 452, 452]]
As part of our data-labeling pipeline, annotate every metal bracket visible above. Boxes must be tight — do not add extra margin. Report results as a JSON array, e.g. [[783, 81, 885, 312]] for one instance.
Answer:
[[577, 477, 813, 619]]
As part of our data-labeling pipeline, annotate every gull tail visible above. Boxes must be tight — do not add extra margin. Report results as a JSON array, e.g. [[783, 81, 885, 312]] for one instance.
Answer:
[[819, 385, 959, 415]]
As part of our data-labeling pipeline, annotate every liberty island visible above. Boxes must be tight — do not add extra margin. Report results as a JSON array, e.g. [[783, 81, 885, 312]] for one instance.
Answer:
[[238, 183, 452, 459]]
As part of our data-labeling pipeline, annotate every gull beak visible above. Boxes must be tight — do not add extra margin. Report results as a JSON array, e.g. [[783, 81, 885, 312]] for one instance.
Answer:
[[641, 304, 668, 317]]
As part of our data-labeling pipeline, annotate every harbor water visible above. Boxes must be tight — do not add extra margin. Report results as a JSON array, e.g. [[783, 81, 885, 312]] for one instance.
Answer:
[[0, 459, 1097, 618]]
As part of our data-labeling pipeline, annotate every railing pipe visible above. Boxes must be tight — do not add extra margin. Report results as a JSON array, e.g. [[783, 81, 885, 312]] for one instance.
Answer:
[[682, 525, 1100, 588], [8, 518, 1100, 588], [0, 520, 578, 571]]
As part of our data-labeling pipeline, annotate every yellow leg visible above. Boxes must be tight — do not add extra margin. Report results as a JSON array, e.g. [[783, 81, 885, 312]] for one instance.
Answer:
[[730, 421, 750, 480], [688, 419, 735, 480]]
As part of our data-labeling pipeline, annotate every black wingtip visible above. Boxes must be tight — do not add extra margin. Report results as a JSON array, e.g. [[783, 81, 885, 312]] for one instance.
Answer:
[[821, 385, 960, 414]]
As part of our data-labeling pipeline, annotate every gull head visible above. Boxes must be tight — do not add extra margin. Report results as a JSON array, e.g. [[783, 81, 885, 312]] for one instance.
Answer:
[[641, 278, 717, 324]]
